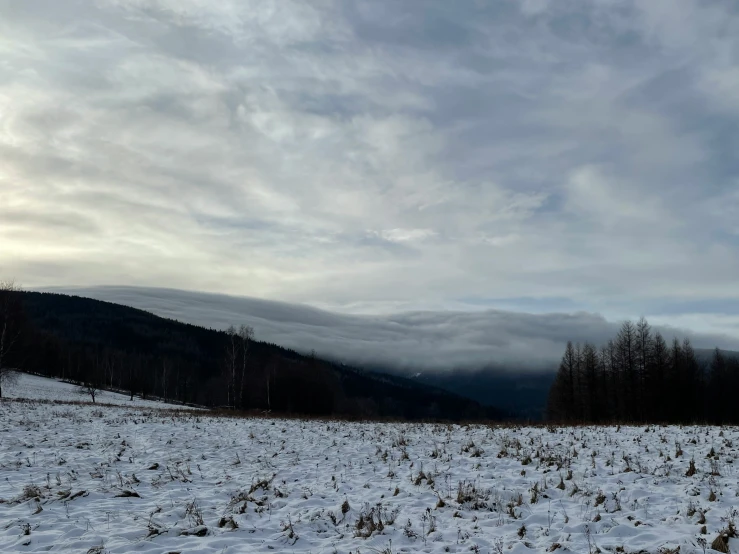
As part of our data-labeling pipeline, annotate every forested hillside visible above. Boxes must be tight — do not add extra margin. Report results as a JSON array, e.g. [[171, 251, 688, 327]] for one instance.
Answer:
[[547, 317, 739, 423], [0, 288, 502, 421], [410, 369, 554, 421]]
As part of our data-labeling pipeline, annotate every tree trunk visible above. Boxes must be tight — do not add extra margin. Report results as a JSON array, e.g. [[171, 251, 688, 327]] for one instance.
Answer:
[[240, 356, 246, 408], [162, 360, 168, 401]]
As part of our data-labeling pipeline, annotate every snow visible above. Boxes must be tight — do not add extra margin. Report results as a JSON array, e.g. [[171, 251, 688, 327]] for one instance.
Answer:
[[4, 373, 183, 409], [2, 381, 739, 553]]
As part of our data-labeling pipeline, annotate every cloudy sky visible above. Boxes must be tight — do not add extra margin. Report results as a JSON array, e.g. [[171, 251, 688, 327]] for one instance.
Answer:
[[3, 0, 739, 353]]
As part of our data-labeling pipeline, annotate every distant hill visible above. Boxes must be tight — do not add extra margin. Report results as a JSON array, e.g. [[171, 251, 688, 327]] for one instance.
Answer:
[[412, 369, 555, 421], [46, 286, 739, 421], [392, 349, 739, 421], [695, 348, 739, 364], [16, 291, 734, 422], [357, 363, 556, 420], [10, 291, 503, 421]]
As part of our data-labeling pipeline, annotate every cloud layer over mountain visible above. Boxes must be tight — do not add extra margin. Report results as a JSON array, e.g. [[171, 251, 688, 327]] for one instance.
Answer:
[[49, 286, 739, 372]]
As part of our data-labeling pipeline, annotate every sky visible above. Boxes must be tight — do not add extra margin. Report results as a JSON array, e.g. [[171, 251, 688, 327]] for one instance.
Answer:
[[3, 0, 739, 355]]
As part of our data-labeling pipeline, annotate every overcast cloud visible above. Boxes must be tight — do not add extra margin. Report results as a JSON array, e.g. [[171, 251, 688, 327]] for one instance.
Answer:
[[4, 1, 739, 344]]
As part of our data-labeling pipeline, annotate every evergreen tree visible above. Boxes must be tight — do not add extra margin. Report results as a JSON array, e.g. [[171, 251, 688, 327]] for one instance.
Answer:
[[708, 349, 729, 423], [548, 318, 732, 424], [682, 339, 703, 422], [667, 338, 684, 423], [635, 317, 652, 421], [598, 344, 612, 422], [547, 341, 578, 422], [616, 321, 637, 421], [581, 343, 599, 422], [648, 332, 669, 421]]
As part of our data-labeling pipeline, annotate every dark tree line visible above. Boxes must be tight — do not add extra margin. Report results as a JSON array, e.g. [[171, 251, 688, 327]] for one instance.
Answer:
[[3, 292, 349, 411], [0, 281, 24, 397], [0, 290, 496, 420], [547, 317, 739, 424]]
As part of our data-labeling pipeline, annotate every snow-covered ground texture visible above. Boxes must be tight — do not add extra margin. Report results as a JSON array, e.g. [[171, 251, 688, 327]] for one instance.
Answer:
[[5, 373, 179, 409], [2, 401, 738, 554]]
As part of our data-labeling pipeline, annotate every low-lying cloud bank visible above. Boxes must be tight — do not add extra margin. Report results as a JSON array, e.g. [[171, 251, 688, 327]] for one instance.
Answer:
[[45, 286, 739, 372]]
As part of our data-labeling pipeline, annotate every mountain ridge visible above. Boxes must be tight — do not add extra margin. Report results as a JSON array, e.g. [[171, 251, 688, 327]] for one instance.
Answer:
[[9, 290, 504, 421]]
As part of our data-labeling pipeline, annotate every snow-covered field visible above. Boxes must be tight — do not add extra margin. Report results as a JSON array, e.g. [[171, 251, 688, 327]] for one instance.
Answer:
[[5, 373, 175, 409], [1, 378, 738, 553]]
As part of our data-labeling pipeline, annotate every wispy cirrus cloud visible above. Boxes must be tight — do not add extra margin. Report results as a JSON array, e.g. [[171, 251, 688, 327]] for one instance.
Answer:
[[2, 0, 739, 338]]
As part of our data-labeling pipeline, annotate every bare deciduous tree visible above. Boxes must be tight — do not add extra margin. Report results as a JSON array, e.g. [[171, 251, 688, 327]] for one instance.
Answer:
[[161, 358, 169, 401], [82, 381, 99, 403], [0, 280, 23, 399], [548, 317, 715, 424], [238, 325, 254, 408], [225, 325, 238, 408], [265, 354, 278, 412], [224, 324, 255, 409]]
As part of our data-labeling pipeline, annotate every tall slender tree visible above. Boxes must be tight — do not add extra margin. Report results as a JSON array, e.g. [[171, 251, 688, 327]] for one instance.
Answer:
[[667, 338, 684, 423], [547, 318, 730, 424], [615, 321, 637, 421], [0, 281, 24, 399], [238, 325, 254, 408], [682, 338, 703, 422], [635, 317, 652, 421], [547, 341, 578, 422], [708, 349, 729, 423], [581, 343, 599, 422], [648, 332, 669, 421], [225, 325, 238, 408], [598, 344, 612, 422]]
